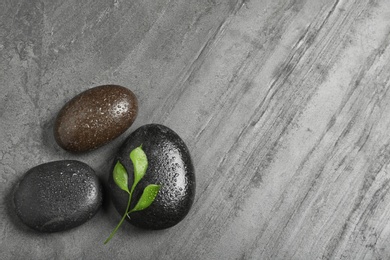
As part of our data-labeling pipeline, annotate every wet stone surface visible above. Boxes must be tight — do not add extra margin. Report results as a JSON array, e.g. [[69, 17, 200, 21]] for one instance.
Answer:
[[108, 124, 196, 230], [13, 160, 102, 232], [54, 85, 138, 153]]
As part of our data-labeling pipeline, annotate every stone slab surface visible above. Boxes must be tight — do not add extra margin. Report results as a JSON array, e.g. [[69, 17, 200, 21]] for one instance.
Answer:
[[2, 0, 390, 259]]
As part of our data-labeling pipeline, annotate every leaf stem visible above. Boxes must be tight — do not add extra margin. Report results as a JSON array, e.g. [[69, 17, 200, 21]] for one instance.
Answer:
[[125, 184, 136, 217], [104, 191, 132, 244]]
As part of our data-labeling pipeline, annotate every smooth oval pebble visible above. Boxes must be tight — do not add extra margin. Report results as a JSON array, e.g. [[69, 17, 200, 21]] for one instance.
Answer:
[[54, 85, 138, 153], [13, 160, 102, 232], [108, 124, 196, 230]]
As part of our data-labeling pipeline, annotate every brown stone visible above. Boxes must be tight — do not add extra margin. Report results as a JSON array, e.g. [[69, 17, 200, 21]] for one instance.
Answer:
[[54, 85, 138, 153]]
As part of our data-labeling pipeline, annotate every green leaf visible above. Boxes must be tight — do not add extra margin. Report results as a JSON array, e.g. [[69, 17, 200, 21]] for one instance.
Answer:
[[129, 145, 148, 191], [129, 184, 160, 213], [113, 161, 130, 194], [105, 146, 158, 245]]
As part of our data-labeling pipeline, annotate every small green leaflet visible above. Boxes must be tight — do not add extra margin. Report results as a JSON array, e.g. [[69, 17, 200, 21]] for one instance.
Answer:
[[105, 145, 160, 244], [113, 161, 130, 194], [129, 146, 148, 192], [129, 184, 161, 213]]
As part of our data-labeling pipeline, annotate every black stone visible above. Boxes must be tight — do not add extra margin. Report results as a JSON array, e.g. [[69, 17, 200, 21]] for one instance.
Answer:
[[13, 160, 102, 232], [108, 124, 196, 229]]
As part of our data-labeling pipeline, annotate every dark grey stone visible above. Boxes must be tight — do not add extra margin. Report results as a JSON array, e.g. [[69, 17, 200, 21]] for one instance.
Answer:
[[13, 160, 102, 232]]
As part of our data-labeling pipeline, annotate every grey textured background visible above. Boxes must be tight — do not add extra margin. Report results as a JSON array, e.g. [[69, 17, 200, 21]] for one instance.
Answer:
[[2, 0, 390, 259]]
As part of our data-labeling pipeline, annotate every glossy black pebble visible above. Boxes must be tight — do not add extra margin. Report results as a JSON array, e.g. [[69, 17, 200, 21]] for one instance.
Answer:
[[108, 124, 196, 229], [13, 160, 102, 232]]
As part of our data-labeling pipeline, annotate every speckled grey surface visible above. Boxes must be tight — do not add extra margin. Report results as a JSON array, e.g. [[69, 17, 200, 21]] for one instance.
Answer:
[[4, 0, 390, 259], [1, 1, 238, 259]]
